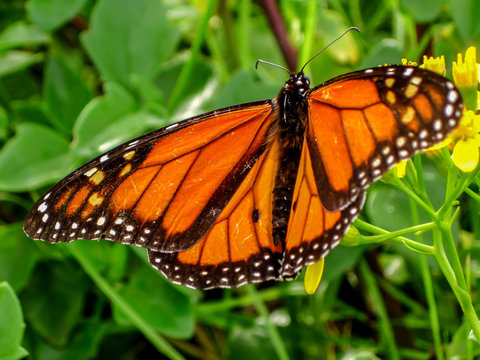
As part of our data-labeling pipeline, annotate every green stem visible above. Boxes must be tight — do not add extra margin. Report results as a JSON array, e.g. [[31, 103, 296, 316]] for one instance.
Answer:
[[354, 219, 434, 254], [390, 178, 436, 218], [432, 229, 480, 341], [69, 245, 185, 360], [359, 260, 399, 360], [437, 168, 480, 220], [167, 0, 219, 111], [245, 285, 290, 360], [465, 187, 480, 203], [408, 194, 444, 360]]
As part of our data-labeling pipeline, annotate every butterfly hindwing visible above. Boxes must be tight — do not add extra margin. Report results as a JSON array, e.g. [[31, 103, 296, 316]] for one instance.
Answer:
[[149, 140, 292, 289], [24, 102, 275, 252], [281, 138, 365, 277], [307, 65, 463, 212]]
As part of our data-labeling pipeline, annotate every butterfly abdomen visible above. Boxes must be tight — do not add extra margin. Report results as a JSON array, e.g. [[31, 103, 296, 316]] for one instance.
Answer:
[[272, 72, 311, 246]]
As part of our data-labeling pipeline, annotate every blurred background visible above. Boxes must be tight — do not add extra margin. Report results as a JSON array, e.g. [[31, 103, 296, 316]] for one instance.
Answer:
[[0, 0, 479, 359]]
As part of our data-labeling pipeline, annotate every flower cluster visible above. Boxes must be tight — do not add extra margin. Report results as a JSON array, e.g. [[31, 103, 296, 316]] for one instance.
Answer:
[[304, 47, 479, 294]]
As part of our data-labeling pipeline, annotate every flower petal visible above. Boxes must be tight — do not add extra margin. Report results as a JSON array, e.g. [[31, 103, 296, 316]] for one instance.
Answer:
[[304, 258, 325, 295], [452, 139, 479, 172]]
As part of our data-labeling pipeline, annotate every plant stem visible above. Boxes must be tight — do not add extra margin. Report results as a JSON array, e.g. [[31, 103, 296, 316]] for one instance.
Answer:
[[245, 285, 290, 360]]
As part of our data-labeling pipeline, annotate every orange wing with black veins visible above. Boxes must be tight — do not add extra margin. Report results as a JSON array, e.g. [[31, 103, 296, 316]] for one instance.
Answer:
[[280, 138, 365, 277], [306, 65, 462, 212], [148, 141, 287, 289], [24, 102, 275, 253]]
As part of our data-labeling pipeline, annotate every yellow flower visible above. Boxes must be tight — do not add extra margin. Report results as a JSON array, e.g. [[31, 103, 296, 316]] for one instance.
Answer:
[[393, 160, 407, 178], [450, 110, 480, 172], [421, 55, 446, 75], [453, 46, 478, 88], [304, 257, 324, 294], [401, 58, 417, 67]]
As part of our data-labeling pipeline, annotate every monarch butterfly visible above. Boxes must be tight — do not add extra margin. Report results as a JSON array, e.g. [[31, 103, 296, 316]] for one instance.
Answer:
[[23, 59, 463, 289]]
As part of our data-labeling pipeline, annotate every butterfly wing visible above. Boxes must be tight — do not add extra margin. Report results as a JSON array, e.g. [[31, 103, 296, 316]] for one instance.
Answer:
[[306, 65, 463, 212], [148, 140, 293, 289], [24, 101, 276, 252], [280, 137, 365, 277]]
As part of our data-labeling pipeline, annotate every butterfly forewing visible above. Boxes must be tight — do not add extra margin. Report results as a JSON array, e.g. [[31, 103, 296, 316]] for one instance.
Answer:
[[24, 101, 275, 252], [307, 65, 463, 212]]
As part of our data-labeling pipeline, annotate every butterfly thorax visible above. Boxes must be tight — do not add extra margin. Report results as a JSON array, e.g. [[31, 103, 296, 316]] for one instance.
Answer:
[[272, 72, 311, 246]]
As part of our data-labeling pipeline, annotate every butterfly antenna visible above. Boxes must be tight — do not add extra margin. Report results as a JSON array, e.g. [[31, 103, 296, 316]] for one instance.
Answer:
[[300, 27, 360, 73], [255, 59, 292, 75]]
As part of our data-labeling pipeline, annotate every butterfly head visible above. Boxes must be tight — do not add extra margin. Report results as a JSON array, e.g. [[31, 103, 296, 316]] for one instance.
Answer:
[[283, 72, 311, 97]]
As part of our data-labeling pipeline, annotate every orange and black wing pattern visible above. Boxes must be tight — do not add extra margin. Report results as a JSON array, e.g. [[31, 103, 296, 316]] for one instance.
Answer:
[[24, 101, 275, 253], [280, 138, 365, 276], [24, 63, 464, 290], [306, 65, 463, 212], [148, 141, 292, 289]]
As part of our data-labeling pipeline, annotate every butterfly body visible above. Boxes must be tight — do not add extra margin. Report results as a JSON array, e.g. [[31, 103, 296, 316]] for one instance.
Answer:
[[24, 65, 463, 289], [271, 72, 310, 246]]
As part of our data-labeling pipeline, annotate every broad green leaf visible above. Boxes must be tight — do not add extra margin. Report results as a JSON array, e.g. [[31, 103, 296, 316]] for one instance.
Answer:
[[73, 82, 165, 159], [11, 100, 52, 128], [360, 39, 402, 68], [449, 0, 480, 41], [81, 0, 180, 88], [209, 70, 279, 110], [0, 282, 28, 360], [0, 122, 74, 191], [316, 9, 359, 64], [0, 50, 43, 77], [323, 244, 367, 282], [28, 320, 109, 360], [69, 240, 129, 283], [0, 107, 7, 141], [26, 0, 88, 32], [0, 223, 40, 292], [44, 54, 93, 133], [114, 265, 194, 339], [366, 184, 412, 231], [400, 0, 445, 23], [228, 325, 277, 360], [21, 261, 91, 347], [0, 21, 49, 51]]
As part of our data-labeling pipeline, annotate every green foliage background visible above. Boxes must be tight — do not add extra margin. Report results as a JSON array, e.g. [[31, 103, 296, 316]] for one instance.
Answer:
[[0, 0, 479, 359]]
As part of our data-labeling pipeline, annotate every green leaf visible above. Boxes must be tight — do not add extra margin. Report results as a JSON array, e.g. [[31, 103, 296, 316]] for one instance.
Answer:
[[360, 39, 402, 68], [323, 244, 367, 282], [0, 282, 28, 360], [21, 261, 91, 347], [400, 0, 445, 23], [0, 21, 49, 51], [81, 0, 180, 88], [114, 264, 194, 339], [28, 320, 109, 360], [0, 50, 43, 77], [228, 325, 277, 360], [208, 70, 279, 110], [73, 82, 165, 159], [0, 122, 74, 191], [0, 106, 8, 141], [0, 223, 40, 292], [449, 0, 480, 41], [44, 54, 93, 133], [11, 100, 52, 128], [26, 0, 88, 32]]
